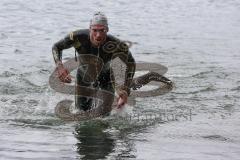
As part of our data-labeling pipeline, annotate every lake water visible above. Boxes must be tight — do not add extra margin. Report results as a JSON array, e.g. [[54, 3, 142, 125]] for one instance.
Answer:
[[0, 0, 240, 159]]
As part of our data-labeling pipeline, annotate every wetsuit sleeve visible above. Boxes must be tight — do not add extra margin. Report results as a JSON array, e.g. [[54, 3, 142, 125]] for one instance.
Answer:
[[52, 33, 75, 64], [118, 50, 136, 95]]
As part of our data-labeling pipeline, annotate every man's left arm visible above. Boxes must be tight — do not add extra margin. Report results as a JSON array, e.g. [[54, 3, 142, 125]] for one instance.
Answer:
[[121, 50, 136, 95], [116, 49, 135, 108]]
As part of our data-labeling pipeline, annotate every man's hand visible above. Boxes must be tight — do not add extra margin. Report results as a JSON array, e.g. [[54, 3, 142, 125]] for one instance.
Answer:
[[56, 63, 72, 83], [117, 90, 128, 109]]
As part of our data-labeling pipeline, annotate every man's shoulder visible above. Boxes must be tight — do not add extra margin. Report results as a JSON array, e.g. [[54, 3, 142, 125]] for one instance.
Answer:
[[69, 29, 89, 41], [106, 34, 121, 42], [106, 34, 129, 47]]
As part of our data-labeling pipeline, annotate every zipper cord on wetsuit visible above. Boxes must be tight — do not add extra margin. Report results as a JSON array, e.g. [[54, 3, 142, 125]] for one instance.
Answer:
[[96, 46, 100, 78], [92, 46, 100, 108]]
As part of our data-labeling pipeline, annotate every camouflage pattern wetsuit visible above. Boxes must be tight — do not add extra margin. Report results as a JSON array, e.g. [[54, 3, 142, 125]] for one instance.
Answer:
[[52, 29, 135, 111]]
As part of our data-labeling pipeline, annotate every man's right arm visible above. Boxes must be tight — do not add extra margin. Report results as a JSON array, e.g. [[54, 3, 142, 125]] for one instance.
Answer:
[[52, 33, 75, 82], [52, 33, 75, 65]]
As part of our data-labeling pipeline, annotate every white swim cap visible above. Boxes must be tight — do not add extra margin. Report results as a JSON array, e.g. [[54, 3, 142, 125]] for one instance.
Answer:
[[90, 12, 108, 28]]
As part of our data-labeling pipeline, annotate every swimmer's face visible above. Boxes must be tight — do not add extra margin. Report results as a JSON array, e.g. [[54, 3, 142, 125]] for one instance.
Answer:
[[90, 25, 108, 46]]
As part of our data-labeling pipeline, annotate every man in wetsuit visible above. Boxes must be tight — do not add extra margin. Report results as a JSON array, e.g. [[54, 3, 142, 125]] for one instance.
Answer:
[[52, 12, 135, 111]]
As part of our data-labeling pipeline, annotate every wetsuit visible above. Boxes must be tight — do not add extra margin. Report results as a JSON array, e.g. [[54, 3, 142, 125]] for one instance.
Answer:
[[52, 29, 135, 111]]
